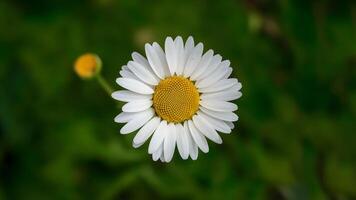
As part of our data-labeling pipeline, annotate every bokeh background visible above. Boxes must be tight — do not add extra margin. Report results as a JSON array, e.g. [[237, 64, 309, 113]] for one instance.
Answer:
[[1, 0, 355, 199]]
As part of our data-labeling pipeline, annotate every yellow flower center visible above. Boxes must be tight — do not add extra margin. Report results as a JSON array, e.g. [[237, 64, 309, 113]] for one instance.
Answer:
[[153, 76, 200, 123]]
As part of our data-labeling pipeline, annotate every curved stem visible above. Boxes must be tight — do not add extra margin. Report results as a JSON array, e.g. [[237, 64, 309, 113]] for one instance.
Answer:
[[96, 74, 114, 96]]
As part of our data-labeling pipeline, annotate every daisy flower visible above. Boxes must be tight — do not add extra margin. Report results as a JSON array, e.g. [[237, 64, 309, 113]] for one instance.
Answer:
[[112, 36, 242, 162]]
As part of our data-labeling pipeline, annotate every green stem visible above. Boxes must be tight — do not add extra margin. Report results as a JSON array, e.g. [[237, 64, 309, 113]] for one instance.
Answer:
[[96, 74, 114, 96]]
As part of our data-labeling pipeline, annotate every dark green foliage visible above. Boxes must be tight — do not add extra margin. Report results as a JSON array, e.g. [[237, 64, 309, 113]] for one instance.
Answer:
[[0, 0, 355, 199]]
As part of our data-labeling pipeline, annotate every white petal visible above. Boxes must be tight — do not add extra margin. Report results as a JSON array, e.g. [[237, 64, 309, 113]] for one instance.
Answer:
[[196, 60, 230, 88], [184, 121, 198, 160], [235, 82, 243, 91], [183, 43, 203, 78], [116, 78, 154, 95], [160, 154, 165, 162], [122, 100, 153, 112], [152, 143, 163, 161], [164, 123, 177, 162], [145, 43, 166, 79], [111, 90, 152, 102], [200, 84, 242, 101], [184, 36, 195, 56], [200, 107, 239, 122], [190, 50, 214, 81], [132, 52, 160, 80], [207, 91, 242, 102], [114, 111, 145, 123], [200, 100, 238, 112], [193, 115, 222, 144], [119, 68, 140, 81], [198, 54, 222, 80], [225, 121, 235, 129], [180, 36, 195, 75], [131, 52, 150, 69], [197, 111, 231, 134], [127, 61, 159, 85], [153, 42, 170, 77], [165, 37, 177, 75], [148, 120, 168, 154], [133, 141, 144, 148], [174, 36, 185, 75], [198, 78, 238, 93], [133, 117, 161, 145], [190, 141, 198, 160], [114, 112, 129, 123], [122, 65, 129, 70], [176, 123, 189, 159], [224, 67, 233, 78], [188, 120, 209, 153], [120, 108, 154, 134]]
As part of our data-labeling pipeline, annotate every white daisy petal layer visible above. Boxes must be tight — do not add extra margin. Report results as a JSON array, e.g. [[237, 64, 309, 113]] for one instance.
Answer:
[[181, 36, 195, 74], [133, 141, 144, 148], [152, 42, 170, 77], [131, 52, 159, 79], [189, 139, 198, 160], [226, 121, 235, 129], [164, 123, 177, 162], [176, 123, 189, 159], [188, 120, 209, 153], [200, 107, 239, 122], [224, 67, 233, 78], [148, 120, 168, 154], [197, 111, 231, 134], [131, 52, 150, 68], [133, 117, 161, 145], [120, 108, 154, 134], [160, 153, 166, 162], [174, 36, 185, 76], [112, 90, 152, 102], [114, 111, 149, 123], [119, 67, 140, 81], [116, 78, 154, 94], [196, 60, 230, 88], [198, 54, 222, 80], [190, 49, 214, 81], [184, 121, 198, 160], [127, 61, 159, 85], [193, 115, 222, 144], [183, 43, 203, 78], [122, 100, 153, 112], [200, 84, 242, 101], [152, 143, 163, 161], [200, 100, 238, 112], [165, 37, 177, 75], [198, 78, 238, 93], [145, 43, 168, 79], [184, 36, 195, 56]]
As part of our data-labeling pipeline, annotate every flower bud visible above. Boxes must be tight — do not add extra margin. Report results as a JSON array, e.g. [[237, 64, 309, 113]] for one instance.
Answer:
[[74, 53, 102, 79]]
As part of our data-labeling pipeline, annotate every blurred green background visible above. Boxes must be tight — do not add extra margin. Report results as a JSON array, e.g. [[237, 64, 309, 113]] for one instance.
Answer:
[[0, 0, 355, 199]]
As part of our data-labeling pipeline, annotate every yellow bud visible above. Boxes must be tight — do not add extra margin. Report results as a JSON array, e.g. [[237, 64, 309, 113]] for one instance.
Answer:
[[74, 53, 102, 79]]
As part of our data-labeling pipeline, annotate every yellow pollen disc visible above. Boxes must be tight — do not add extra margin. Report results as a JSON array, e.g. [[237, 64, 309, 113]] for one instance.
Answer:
[[153, 76, 200, 123]]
